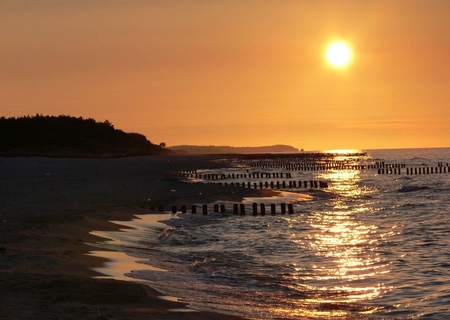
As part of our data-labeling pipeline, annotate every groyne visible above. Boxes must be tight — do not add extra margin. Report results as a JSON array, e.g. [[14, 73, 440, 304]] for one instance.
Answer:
[[151, 202, 296, 215]]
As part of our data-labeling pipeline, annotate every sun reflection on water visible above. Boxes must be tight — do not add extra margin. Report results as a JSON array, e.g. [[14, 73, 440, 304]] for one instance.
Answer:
[[274, 163, 392, 317]]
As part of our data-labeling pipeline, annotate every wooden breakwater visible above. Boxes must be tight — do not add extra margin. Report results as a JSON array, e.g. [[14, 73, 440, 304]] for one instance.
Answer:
[[172, 161, 449, 179], [171, 162, 410, 177], [377, 165, 450, 175], [187, 171, 294, 180], [218, 180, 328, 189], [169, 170, 329, 189], [225, 159, 371, 171], [150, 202, 296, 216]]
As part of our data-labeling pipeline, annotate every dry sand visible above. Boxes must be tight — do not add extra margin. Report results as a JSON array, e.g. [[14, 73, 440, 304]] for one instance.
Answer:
[[0, 155, 276, 319]]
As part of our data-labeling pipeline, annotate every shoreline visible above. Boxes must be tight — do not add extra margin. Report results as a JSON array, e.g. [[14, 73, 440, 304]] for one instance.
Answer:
[[0, 155, 276, 319], [0, 206, 209, 319]]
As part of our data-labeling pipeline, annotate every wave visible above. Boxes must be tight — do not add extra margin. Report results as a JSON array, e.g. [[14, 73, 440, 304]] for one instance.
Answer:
[[309, 189, 338, 200], [397, 185, 430, 193], [157, 227, 175, 240]]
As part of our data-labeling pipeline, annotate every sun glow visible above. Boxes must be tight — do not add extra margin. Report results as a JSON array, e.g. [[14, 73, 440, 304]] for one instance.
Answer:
[[326, 42, 352, 67]]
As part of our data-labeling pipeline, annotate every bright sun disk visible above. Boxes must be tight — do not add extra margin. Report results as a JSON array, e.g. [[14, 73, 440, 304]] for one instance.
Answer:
[[326, 42, 351, 67]]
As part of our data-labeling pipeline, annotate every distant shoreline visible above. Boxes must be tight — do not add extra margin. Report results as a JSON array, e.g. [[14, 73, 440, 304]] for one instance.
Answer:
[[0, 149, 369, 159]]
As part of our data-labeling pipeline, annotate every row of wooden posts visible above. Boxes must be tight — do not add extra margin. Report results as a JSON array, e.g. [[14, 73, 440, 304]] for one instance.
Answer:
[[231, 159, 364, 170], [172, 162, 412, 178], [218, 180, 328, 189], [174, 172, 293, 180], [174, 163, 449, 180], [151, 203, 296, 215], [229, 160, 409, 171], [378, 166, 450, 175]]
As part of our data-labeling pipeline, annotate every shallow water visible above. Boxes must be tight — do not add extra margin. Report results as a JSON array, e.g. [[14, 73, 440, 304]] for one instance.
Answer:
[[89, 148, 450, 319]]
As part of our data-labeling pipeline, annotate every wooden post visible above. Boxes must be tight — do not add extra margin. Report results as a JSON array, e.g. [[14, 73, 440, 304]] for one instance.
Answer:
[[288, 204, 294, 214], [260, 203, 266, 216], [271, 203, 276, 215], [192, 204, 197, 214], [181, 205, 187, 213], [280, 203, 286, 214], [202, 204, 208, 215], [240, 203, 246, 215], [214, 204, 219, 212], [233, 203, 238, 214], [252, 203, 258, 216]]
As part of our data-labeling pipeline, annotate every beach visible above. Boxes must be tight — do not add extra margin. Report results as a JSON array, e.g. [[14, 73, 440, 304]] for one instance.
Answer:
[[0, 155, 274, 319], [4, 150, 449, 319]]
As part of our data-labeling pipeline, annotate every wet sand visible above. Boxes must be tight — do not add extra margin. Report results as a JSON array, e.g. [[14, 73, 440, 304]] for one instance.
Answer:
[[0, 155, 275, 319]]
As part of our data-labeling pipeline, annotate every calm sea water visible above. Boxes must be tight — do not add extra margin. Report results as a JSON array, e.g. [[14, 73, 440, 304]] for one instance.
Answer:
[[90, 148, 450, 319]]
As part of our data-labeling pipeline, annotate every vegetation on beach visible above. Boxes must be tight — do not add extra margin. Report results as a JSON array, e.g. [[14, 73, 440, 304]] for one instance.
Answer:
[[0, 115, 171, 157]]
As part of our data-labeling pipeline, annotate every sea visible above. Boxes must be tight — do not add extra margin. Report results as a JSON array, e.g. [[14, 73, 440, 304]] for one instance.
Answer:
[[89, 148, 450, 319]]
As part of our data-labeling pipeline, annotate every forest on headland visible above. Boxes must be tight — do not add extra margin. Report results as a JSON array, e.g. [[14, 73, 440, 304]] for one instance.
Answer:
[[0, 115, 171, 157]]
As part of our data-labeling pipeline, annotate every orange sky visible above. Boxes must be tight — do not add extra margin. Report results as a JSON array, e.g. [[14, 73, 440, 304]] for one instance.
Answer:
[[1, 1, 449, 150]]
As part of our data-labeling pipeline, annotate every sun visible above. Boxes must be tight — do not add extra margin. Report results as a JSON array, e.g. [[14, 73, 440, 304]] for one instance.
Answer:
[[326, 42, 352, 67]]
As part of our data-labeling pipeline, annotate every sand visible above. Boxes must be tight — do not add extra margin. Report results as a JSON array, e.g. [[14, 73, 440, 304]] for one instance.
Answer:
[[0, 155, 276, 319]]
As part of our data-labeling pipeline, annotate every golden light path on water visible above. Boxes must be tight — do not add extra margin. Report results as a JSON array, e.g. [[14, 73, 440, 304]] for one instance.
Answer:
[[272, 165, 392, 317]]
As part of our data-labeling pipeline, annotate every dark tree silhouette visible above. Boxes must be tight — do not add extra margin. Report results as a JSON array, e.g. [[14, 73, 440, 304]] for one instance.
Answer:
[[0, 115, 172, 157]]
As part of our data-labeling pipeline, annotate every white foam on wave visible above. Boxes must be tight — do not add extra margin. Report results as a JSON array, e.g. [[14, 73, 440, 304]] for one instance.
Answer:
[[242, 191, 312, 204]]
